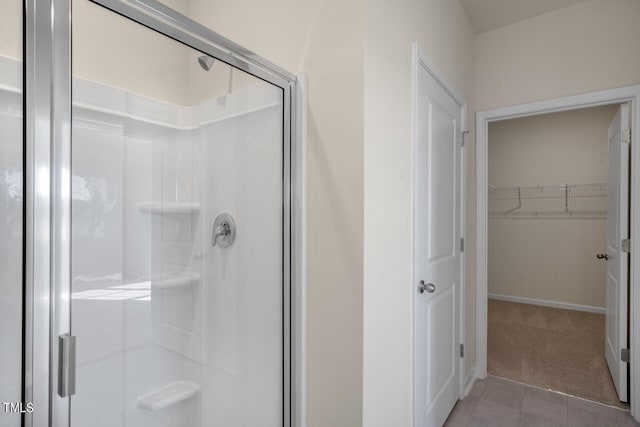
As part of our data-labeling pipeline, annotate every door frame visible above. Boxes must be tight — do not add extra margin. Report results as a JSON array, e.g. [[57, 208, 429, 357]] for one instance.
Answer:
[[23, 0, 306, 426], [411, 43, 468, 425], [475, 85, 640, 420]]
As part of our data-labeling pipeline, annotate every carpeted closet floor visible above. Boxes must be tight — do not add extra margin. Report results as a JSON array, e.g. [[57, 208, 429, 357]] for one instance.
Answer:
[[488, 299, 628, 409]]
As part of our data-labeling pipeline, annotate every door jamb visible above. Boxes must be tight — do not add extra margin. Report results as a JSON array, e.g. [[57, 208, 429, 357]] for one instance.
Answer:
[[411, 43, 468, 424], [475, 85, 640, 421]]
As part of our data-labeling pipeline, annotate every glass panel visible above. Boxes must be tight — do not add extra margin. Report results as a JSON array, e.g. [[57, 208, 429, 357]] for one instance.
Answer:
[[70, 1, 284, 426], [0, 1, 23, 426]]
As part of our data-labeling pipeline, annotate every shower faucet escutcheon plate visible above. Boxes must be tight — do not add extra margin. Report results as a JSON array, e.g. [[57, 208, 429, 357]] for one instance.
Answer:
[[212, 213, 236, 247]]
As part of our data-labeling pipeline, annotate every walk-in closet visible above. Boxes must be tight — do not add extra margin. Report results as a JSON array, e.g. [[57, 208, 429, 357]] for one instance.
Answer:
[[487, 103, 630, 409]]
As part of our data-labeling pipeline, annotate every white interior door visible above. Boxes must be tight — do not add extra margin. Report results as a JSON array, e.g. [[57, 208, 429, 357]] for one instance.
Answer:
[[605, 102, 630, 403], [414, 60, 463, 426]]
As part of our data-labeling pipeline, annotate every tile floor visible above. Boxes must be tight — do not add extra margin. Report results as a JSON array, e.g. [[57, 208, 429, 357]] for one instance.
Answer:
[[444, 376, 639, 427]]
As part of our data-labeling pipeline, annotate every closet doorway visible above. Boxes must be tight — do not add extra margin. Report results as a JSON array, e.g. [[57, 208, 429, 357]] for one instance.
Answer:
[[486, 103, 627, 408], [475, 85, 640, 419]]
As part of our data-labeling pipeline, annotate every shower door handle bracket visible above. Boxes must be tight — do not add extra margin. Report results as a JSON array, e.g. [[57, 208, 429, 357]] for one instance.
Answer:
[[58, 334, 76, 397]]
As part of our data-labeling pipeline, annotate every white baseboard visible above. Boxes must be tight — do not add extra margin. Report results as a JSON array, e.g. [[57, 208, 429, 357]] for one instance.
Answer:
[[463, 367, 476, 397], [488, 293, 605, 315]]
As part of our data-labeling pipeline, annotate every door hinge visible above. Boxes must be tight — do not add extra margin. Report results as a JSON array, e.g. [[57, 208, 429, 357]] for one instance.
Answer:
[[58, 334, 76, 397], [622, 238, 631, 253], [621, 348, 630, 363], [460, 238, 465, 252], [461, 130, 469, 147], [623, 129, 631, 144], [460, 344, 464, 358]]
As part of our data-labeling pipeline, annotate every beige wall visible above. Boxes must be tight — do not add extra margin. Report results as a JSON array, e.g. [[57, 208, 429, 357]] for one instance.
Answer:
[[72, 0, 192, 105], [181, 1, 365, 426], [488, 105, 617, 308], [362, 0, 475, 425], [476, 0, 640, 111], [488, 107, 615, 187], [74, 0, 263, 107], [0, 0, 21, 60]]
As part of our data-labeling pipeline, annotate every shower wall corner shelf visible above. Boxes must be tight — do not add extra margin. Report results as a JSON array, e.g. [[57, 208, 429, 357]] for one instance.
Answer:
[[151, 273, 200, 289], [136, 380, 200, 411], [488, 182, 607, 219], [136, 201, 201, 215]]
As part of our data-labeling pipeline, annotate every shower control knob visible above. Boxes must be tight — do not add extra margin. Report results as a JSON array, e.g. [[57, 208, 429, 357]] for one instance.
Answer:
[[212, 213, 236, 248], [418, 280, 436, 294]]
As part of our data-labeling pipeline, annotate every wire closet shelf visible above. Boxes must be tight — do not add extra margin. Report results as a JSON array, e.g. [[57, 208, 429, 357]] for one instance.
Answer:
[[489, 182, 607, 219]]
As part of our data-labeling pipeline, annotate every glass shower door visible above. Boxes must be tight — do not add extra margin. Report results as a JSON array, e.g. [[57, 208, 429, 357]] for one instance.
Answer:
[[69, 1, 287, 426], [0, 1, 23, 426]]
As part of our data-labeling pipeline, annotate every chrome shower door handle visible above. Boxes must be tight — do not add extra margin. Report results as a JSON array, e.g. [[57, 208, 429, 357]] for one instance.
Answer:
[[596, 253, 609, 261], [58, 334, 76, 397], [418, 280, 436, 294]]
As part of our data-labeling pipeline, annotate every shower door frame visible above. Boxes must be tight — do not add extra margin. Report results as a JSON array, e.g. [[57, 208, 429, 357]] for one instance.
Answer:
[[23, 0, 302, 426]]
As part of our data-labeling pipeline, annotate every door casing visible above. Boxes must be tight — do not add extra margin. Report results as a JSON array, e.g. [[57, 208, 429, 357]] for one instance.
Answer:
[[475, 85, 640, 422]]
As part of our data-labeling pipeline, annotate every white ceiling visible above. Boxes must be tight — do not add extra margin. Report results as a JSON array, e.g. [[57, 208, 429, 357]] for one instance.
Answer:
[[460, 0, 590, 33]]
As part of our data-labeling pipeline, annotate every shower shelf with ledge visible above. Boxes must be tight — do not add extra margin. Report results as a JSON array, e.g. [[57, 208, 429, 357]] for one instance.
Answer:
[[151, 272, 201, 289], [489, 182, 607, 219], [136, 380, 200, 411], [136, 201, 201, 215]]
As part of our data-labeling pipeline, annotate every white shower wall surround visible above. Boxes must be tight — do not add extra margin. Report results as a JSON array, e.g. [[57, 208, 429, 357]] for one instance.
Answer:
[[16, 53, 287, 427]]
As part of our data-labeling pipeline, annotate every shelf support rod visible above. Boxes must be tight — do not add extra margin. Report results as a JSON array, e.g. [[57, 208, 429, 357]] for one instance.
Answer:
[[504, 186, 522, 214]]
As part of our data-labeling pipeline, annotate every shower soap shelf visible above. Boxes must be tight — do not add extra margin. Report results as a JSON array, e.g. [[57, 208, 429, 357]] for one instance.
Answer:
[[136, 202, 200, 215], [137, 380, 200, 411], [151, 272, 200, 289]]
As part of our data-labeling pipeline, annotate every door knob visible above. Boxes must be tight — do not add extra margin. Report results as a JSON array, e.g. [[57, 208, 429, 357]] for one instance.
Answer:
[[596, 253, 609, 260], [418, 280, 436, 294]]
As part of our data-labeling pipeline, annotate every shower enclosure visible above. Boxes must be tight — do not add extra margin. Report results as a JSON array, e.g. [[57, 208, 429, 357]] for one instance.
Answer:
[[1, 0, 301, 426]]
